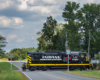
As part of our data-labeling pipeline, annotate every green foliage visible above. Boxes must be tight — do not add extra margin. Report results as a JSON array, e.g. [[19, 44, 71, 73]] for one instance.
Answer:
[[37, 1, 100, 59], [9, 47, 36, 60], [98, 63, 100, 66], [96, 53, 100, 59], [42, 16, 57, 50], [62, 1, 80, 21], [62, 1, 100, 56], [62, 1, 81, 51], [79, 3, 100, 55], [0, 35, 7, 55], [97, 63, 100, 70], [37, 22, 65, 51], [0, 53, 7, 58]]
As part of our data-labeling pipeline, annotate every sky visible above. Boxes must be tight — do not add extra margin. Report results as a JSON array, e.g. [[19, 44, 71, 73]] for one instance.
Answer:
[[0, 0, 100, 53]]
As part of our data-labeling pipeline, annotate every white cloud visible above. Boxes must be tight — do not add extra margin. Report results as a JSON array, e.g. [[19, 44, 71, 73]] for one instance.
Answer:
[[86, 0, 95, 3], [43, 0, 56, 4], [0, 16, 11, 27], [17, 0, 51, 13], [27, 0, 34, 5], [16, 39, 23, 42], [0, 16, 23, 29], [77, 0, 97, 4], [7, 34, 17, 42], [13, 17, 23, 24], [29, 6, 51, 13], [0, 0, 13, 10], [18, 0, 28, 10]]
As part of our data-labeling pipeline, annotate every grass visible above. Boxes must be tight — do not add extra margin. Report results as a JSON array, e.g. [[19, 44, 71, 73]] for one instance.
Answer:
[[23, 59, 27, 62], [0, 62, 29, 80], [63, 69, 100, 79], [0, 58, 8, 62], [0, 58, 27, 62]]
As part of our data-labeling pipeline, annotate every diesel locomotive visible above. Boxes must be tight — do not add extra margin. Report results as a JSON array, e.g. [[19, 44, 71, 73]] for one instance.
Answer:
[[22, 51, 92, 71]]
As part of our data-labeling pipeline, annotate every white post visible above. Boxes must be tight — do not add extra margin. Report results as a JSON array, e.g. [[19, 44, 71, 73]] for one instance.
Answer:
[[10, 53, 13, 71], [65, 32, 70, 71], [68, 53, 69, 71], [11, 56, 12, 71]]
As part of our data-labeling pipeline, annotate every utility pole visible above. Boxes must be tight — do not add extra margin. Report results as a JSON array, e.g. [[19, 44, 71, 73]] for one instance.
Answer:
[[88, 30, 91, 61]]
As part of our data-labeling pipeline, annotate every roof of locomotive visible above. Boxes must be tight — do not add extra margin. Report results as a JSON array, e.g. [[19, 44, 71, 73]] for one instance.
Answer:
[[70, 51, 87, 55], [27, 51, 87, 55], [27, 51, 65, 54]]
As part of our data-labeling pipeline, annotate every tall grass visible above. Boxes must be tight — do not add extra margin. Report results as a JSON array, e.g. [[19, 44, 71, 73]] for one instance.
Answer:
[[0, 58, 8, 62], [63, 70, 100, 79], [0, 62, 28, 80]]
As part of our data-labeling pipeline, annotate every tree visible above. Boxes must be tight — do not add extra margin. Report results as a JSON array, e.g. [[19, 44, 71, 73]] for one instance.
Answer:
[[37, 31, 47, 51], [42, 16, 57, 50], [78, 3, 100, 55], [52, 23, 65, 51], [62, 1, 82, 51], [9, 47, 36, 60], [0, 35, 7, 55]]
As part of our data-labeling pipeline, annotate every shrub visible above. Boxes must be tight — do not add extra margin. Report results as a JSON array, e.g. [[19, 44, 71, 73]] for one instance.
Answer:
[[97, 63, 100, 70]]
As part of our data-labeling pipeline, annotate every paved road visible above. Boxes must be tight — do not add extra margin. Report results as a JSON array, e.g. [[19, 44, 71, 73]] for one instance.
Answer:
[[11, 62, 99, 80]]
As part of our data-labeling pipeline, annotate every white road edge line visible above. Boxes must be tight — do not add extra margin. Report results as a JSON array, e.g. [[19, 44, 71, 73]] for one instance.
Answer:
[[23, 72, 32, 80], [10, 62, 32, 80]]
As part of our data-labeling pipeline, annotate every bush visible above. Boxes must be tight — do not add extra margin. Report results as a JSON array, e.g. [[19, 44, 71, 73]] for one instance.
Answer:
[[97, 63, 100, 70]]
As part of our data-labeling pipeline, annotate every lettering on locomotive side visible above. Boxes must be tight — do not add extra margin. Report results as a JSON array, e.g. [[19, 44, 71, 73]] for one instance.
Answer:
[[42, 56, 61, 59], [40, 56, 62, 60]]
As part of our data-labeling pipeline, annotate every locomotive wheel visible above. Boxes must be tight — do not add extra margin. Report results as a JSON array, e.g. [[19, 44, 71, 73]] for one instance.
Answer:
[[71, 66, 75, 70], [36, 67, 40, 70], [22, 68, 26, 71], [79, 67, 82, 71], [22, 67, 26, 71], [42, 66, 47, 71], [30, 67, 35, 71], [83, 66, 86, 70], [69, 67, 72, 71]]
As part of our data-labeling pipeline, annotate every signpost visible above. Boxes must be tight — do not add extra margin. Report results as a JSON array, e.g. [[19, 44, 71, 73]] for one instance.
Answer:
[[65, 33, 71, 71], [10, 53, 13, 71], [66, 49, 70, 71]]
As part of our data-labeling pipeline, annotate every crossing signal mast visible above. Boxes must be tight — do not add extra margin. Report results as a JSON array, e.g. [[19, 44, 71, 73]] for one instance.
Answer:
[[65, 33, 71, 71]]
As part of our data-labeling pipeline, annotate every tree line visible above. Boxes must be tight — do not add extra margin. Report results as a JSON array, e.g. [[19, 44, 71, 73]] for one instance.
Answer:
[[37, 1, 100, 59], [0, 1, 100, 59], [0, 47, 36, 60]]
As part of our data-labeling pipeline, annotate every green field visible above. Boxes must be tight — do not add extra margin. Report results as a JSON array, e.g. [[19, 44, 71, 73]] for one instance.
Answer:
[[0, 58, 8, 62], [0, 58, 27, 62], [63, 70, 100, 79], [0, 62, 28, 80]]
